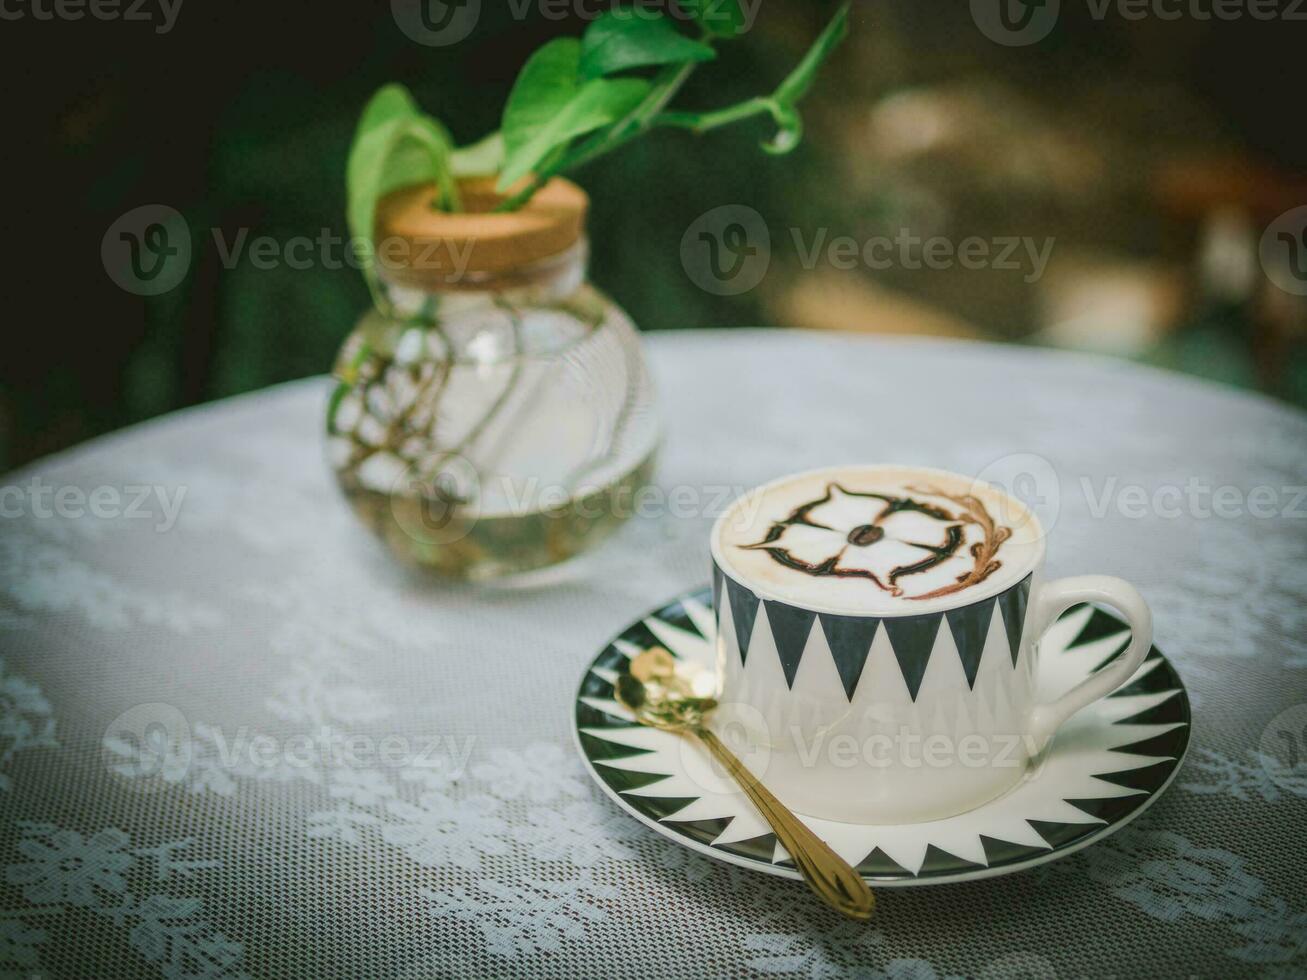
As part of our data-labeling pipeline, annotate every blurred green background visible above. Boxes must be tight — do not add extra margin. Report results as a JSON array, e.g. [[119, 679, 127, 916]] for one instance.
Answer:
[[4, 0, 1306, 470]]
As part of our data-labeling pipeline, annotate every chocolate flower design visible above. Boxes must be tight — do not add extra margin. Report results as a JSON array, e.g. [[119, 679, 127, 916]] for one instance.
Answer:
[[742, 483, 1011, 599]]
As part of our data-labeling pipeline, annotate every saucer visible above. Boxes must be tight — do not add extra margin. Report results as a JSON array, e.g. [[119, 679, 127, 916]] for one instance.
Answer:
[[572, 586, 1191, 886]]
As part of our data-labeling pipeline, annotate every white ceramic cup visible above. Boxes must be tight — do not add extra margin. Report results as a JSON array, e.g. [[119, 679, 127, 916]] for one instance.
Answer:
[[709, 465, 1152, 824]]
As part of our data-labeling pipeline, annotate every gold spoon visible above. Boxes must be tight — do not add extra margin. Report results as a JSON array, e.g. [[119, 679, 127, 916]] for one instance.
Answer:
[[614, 646, 875, 920]]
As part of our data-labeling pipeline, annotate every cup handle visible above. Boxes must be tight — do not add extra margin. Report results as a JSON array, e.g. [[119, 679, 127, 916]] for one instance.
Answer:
[[1027, 575, 1153, 749]]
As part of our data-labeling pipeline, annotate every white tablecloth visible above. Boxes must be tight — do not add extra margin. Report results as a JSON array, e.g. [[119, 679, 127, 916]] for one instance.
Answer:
[[2, 330, 1305, 979]]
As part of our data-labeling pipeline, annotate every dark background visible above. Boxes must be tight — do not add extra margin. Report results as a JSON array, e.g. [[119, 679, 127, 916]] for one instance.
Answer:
[[4, 0, 1306, 470]]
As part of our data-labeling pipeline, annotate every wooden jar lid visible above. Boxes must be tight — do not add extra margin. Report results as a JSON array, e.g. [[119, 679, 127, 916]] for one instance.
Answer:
[[375, 177, 589, 289]]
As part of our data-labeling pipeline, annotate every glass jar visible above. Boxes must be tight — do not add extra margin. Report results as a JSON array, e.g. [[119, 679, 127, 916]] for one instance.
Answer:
[[326, 178, 659, 580]]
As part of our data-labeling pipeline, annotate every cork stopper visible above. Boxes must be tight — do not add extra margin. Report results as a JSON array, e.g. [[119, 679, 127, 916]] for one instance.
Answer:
[[374, 177, 589, 290]]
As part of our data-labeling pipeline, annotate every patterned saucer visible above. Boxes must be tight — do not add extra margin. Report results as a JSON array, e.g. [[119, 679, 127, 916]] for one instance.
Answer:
[[572, 586, 1190, 887]]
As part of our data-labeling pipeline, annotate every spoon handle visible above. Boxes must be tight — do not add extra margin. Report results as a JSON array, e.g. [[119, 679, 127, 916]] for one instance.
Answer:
[[692, 726, 875, 920]]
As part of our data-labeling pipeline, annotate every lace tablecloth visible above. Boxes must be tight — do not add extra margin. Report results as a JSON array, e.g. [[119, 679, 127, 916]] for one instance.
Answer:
[[2, 330, 1305, 979]]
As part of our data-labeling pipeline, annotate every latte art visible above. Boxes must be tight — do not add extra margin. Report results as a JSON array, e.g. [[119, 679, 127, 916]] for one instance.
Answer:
[[714, 466, 1042, 614], [743, 484, 1011, 599]]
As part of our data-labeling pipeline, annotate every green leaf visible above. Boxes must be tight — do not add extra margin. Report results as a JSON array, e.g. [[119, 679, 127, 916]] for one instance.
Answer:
[[406, 116, 460, 209], [677, 0, 748, 37], [761, 100, 802, 155], [348, 118, 455, 244], [580, 11, 715, 80], [347, 120, 407, 252], [347, 85, 421, 233], [348, 86, 459, 217], [501, 39, 585, 173], [752, 4, 848, 156], [327, 341, 372, 435], [353, 83, 420, 140], [774, 3, 849, 106], [499, 39, 651, 190], [499, 77, 650, 188], [451, 131, 505, 177], [346, 85, 457, 285]]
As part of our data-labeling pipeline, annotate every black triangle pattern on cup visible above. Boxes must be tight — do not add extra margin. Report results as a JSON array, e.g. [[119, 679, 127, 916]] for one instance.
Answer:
[[763, 601, 818, 688], [945, 596, 997, 689], [881, 614, 943, 701], [997, 574, 1034, 667], [724, 575, 761, 665], [715, 563, 1037, 700], [817, 614, 881, 701]]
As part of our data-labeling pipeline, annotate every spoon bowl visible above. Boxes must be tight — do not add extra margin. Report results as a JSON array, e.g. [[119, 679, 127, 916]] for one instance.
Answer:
[[614, 647, 875, 921]]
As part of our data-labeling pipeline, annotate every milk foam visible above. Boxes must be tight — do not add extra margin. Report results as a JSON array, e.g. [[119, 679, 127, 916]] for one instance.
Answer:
[[713, 466, 1043, 614]]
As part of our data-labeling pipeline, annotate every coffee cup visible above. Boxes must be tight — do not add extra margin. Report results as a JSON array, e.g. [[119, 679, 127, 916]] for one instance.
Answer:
[[709, 464, 1152, 824]]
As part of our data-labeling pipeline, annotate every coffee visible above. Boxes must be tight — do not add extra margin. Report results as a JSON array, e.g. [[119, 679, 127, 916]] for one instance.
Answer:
[[714, 465, 1041, 614]]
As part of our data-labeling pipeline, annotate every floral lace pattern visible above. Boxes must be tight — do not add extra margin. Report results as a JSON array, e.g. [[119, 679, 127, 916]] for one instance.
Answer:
[[1182, 748, 1307, 803], [0, 658, 56, 794], [1076, 828, 1307, 971], [2, 824, 245, 980], [0, 530, 223, 635], [1, 334, 1305, 978], [419, 874, 618, 959]]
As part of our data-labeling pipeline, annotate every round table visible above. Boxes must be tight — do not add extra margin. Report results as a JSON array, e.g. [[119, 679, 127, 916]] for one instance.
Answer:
[[2, 330, 1305, 979]]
